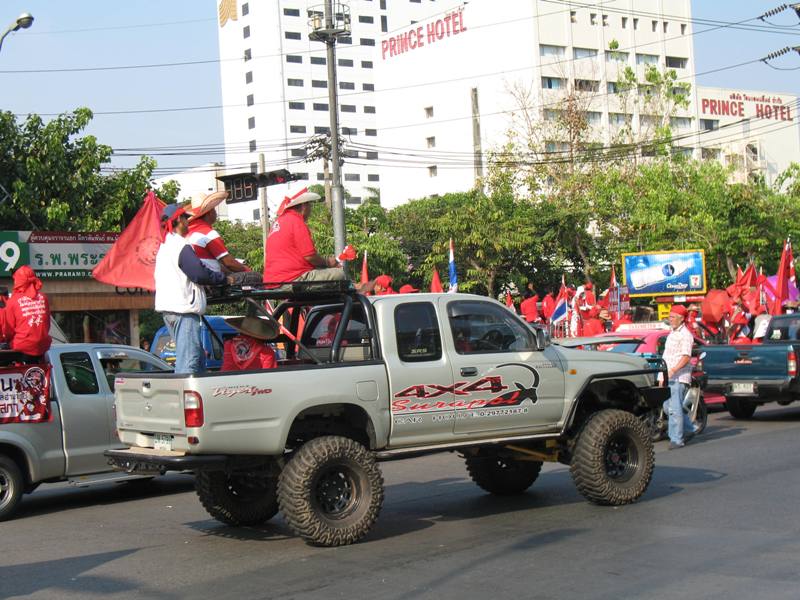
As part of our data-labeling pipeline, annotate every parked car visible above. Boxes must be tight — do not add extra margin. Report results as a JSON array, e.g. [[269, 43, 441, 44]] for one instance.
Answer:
[[702, 313, 800, 419], [151, 316, 238, 371], [0, 344, 171, 521]]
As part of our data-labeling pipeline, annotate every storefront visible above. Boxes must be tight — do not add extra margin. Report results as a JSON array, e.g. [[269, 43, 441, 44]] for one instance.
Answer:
[[0, 231, 154, 346]]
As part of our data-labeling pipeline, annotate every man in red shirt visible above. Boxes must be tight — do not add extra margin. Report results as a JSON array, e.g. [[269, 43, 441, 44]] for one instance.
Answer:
[[520, 290, 540, 323], [187, 191, 259, 283], [3, 266, 51, 362], [264, 190, 347, 285], [221, 316, 279, 371], [374, 275, 396, 295]]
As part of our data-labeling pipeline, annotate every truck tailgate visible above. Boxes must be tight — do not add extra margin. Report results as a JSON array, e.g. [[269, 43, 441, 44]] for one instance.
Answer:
[[704, 344, 792, 388], [116, 376, 185, 435]]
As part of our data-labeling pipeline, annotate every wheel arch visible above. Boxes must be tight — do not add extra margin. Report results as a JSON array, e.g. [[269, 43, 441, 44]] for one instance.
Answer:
[[0, 439, 37, 488], [564, 378, 649, 437], [285, 403, 378, 450]]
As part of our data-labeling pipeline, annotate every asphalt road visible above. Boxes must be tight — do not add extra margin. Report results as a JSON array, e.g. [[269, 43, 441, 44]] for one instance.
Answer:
[[2, 406, 799, 600]]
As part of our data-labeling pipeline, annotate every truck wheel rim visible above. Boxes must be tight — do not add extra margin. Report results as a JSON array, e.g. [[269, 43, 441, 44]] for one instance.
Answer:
[[0, 469, 13, 509], [313, 466, 359, 519], [604, 433, 639, 482]]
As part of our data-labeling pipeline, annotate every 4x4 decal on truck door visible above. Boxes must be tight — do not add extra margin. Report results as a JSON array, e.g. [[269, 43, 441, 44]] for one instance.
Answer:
[[391, 364, 541, 413]]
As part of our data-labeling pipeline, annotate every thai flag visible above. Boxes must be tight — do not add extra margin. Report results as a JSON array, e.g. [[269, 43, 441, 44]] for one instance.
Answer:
[[448, 238, 458, 293], [551, 276, 569, 323]]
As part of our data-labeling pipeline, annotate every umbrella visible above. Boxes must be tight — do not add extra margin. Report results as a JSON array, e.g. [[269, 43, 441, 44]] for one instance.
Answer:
[[701, 289, 732, 325]]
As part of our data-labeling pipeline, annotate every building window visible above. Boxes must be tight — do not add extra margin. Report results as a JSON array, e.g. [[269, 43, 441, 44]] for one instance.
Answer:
[[602, 14, 609, 26], [540, 44, 565, 58], [574, 79, 599, 92], [428, 165, 438, 177], [342, 127, 357, 135], [681, 23, 687, 35], [362, 83, 375, 91], [312, 79, 327, 88], [248, 116, 256, 129], [345, 173, 361, 182], [366, 151, 378, 159], [590, 13, 597, 25], [359, 15, 374, 23], [283, 7, 300, 16], [287, 54, 302, 63], [339, 36, 352, 44], [426, 136, 436, 148], [314, 126, 330, 134], [586, 111, 602, 125], [573, 47, 597, 60], [364, 105, 376, 114], [291, 149, 307, 157], [360, 38, 376, 46], [338, 58, 354, 67], [663, 21, 669, 33], [670, 117, 692, 130], [341, 104, 356, 113], [243, 25, 250, 38], [361, 60, 374, 68], [381, 15, 388, 32], [610, 113, 631, 127], [294, 172, 308, 181], [570, 10, 577, 23], [425, 106, 434, 118], [368, 174, 380, 182], [311, 56, 326, 65], [365, 128, 377, 136], [666, 56, 688, 69], [340, 81, 355, 90], [633, 18, 639, 30], [253, 208, 260, 221], [636, 53, 659, 66], [245, 71, 253, 84], [249, 140, 257, 152], [317, 172, 326, 181], [346, 197, 361, 205], [250, 162, 258, 173], [313, 103, 328, 111], [242, 3, 249, 16], [651, 20, 657, 32], [285, 31, 301, 40], [605, 50, 629, 63], [287, 78, 304, 86], [290, 125, 307, 133], [346, 150, 359, 159], [246, 94, 254, 106], [607, 82, 620, 93], [244, 48, 252, 61], [541, 77, 565, 90], [380, 0, 386, 8], [622, 16, 628, 28], [289, 101, 305, 110], [700, 119, 719, 131], [701, 148, 721, 160]]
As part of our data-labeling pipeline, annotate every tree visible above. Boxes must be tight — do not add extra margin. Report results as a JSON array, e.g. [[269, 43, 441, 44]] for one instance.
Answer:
[[0, 108, 174, 232]]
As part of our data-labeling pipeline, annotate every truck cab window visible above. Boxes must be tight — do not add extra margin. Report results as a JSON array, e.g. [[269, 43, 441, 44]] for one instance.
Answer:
[[447, 301, 536, 354], [302, 304, 372, 362], [394, 302, 442, 362], [60, 352, 100, 395]]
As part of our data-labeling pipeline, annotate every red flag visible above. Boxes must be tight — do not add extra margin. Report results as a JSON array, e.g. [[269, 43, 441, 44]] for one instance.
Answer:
[[771, 239, 793, 315], [740, 263, 757, 288], [735, 264, 743, 281], [92, 191, 166, 291], [431, 268, 444, 293], [505, 291, 514, 308], [360, 250, 369, 285]]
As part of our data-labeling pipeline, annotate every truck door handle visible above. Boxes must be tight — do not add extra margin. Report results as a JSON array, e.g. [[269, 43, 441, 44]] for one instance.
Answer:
[[461, 367, 478, 377]]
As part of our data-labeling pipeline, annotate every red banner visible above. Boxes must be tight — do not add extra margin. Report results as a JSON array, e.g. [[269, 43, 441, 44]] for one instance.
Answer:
[[0, 363, 51, 424]]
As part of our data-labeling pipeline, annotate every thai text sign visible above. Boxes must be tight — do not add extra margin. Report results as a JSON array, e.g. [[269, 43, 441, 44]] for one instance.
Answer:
[[622, 250, 706, 298], [0, 231, 117, 279], [0, 364, 51, 424]]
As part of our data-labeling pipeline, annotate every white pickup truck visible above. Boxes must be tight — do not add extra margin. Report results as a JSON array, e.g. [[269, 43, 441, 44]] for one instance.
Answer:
[[108, 283, 668, 546], [0, 344, 170, 520]]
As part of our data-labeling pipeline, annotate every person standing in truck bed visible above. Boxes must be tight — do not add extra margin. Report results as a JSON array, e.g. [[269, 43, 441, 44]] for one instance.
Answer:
[[2, 266, 51, 362]]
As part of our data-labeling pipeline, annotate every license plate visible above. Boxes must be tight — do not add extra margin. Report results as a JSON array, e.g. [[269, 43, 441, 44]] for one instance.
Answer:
[[731, 383, 755, 394], [153, 433, 172, 451]]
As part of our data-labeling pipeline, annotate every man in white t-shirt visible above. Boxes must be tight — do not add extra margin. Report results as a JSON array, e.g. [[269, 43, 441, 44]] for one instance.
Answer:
[[662, 304, 697, 449]]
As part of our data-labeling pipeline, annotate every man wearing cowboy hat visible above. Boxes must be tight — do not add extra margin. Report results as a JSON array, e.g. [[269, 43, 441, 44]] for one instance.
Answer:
[[186, 190, 258, 280], [155, 203, 232, 374], [264, 189, 347, 285], [220, 316, 279, 372]]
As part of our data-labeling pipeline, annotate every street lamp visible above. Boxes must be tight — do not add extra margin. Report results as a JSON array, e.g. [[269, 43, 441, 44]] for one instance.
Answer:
[[0, 12, 34, 54]]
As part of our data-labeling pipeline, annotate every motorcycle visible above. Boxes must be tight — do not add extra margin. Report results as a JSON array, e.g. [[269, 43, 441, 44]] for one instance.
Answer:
[[643, 352, 708, 442]]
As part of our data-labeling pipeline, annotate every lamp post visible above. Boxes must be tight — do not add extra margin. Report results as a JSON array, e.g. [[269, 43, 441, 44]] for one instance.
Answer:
[[0, 13, 34, 54]]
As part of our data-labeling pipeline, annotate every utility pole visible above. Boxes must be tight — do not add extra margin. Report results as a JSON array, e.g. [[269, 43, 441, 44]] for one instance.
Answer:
[[258, 153, 269, 272], [310, 2, 349, 257]]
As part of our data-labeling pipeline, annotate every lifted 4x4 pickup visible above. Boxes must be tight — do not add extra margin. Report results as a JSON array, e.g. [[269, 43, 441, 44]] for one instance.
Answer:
[[107, 282, 668, 547]]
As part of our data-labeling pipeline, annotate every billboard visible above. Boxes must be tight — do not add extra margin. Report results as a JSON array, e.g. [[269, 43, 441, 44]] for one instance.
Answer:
[[621, 249, 706, 298], [0, 231, 117, 279]]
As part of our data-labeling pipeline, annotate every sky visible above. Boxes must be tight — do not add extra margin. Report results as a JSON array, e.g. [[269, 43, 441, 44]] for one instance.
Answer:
[[0, 0, 798, 177]]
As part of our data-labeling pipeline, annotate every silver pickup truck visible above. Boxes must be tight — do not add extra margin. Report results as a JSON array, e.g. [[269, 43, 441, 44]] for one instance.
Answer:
[[0, 344, 170, 520], [108, 283, 668, 547]]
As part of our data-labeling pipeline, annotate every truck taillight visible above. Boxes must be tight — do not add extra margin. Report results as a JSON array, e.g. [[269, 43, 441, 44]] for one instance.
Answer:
[[184, 391, 204, 428], [788, 351, 797, 377]]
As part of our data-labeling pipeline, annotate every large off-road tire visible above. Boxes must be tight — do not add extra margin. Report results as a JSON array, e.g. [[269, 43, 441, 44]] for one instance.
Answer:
[[464, 452, 543, 495], [0, 455, 24, 522], [195, 470, 279, 526], [570, 409, 655, 506], [726, 396, 757, 420], [278, 436, 384, 547]]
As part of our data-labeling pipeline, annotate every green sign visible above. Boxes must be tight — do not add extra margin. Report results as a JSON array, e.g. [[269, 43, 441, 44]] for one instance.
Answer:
[[0, 232, 29, 277]]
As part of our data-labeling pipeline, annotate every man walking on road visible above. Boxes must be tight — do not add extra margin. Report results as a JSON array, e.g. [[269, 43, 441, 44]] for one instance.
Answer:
[[663, 304, 697, 449]]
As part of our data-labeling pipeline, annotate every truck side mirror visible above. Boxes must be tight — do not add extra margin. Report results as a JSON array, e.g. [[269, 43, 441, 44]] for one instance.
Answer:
[[535, 329, 549, 350]]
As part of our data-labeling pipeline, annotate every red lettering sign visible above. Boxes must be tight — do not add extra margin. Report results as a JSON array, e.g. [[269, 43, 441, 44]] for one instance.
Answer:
[[381, 9, 466, 60]]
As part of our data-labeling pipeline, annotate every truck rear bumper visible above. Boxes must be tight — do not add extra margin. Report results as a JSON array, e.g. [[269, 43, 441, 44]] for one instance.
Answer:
[[105, 448, 231, 474], [706, 379, 794, 399]]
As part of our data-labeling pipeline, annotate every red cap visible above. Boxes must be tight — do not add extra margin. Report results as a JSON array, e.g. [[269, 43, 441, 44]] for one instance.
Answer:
[[398, 284, 419, 294], [669, 305, 688, 318], [584, 282, 593, 290], [375, 274, 393, 288]]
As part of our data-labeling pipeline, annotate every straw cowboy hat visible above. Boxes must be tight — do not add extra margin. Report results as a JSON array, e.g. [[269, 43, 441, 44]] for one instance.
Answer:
[[224, 316, 280, 341], [284, 190, 322, 210], [187, 190, 229, 219]]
